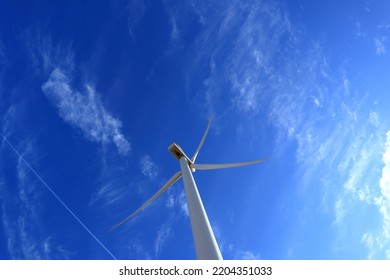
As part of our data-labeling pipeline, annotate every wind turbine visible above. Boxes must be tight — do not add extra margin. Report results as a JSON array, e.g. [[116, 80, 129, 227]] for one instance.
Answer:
[[111, 116, 267, 260]]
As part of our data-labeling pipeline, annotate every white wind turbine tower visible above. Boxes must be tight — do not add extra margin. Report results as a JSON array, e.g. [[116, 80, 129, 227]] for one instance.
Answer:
[[111, 116, 267, 260]]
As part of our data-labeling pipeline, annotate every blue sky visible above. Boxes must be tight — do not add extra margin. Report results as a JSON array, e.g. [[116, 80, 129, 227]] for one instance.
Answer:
[[0, 0, 390, 260]]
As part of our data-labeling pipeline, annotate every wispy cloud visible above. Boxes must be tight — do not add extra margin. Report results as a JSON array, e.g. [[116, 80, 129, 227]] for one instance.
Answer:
[[228, 4, 294, 114], [127, 0, 148, 43], [183, 0, 294, 115], [366, 130, 390, 258], [355, 22, 367, 38], [361, 232, 375, 259], [235, 249, 261, 260], [127, 242, 151, 259], [0, 138, 69, 259], [222, 241, 261, 260], [334, 198, 346, 226], [154, 223, 171, 258], [166, 194, 175, 208], [150, 0, 389, 259], [139, 155, 158, 179], [89, 183, 122, 206], [0, 40, 6, 72], [188, 0, 390, 259], [165, 187, 188, 216], [330, 118, 388, 259], [374, 37, 387, 55], [42, 68, 130, 155], [163, 1, 180, 42], [379, 131, 390, 202], [369, 112, 380, 127], [1, 137, 39, 259], [1, 100, 118, 259], [23, 31, 74, 76], [177, 189, 189, 216]]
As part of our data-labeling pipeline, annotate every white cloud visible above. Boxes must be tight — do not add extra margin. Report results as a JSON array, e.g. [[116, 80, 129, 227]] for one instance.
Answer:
[[178, 190, 189, 216], [378, 131, 390, 238], [159, 0, 388, 259], [1, 103, 114, 259], [1, 104, 51, 259], [369, 112, 380, 127], [139, 155, 158, 179], [231, 76, 260, 113], [165, 188, 188, 215], [355, 22, 367, 38], [0, 139, 69, 259], [1, 105, 18, 136], [223, 241, 261, 260], [374, 37, 386, 55], [377, 24, 390, 30], [0, 40, 6, 70], [166, 194, 175, 208], [181, 1, 295, 114], [226, 3, 293, 114], [23, 31, 74, 76], [128, 243, 151, 259], [154, 223, 171, 258], [343, 77, 351, 94], [311, 96, 322, 107], [361, 232, 374, 259], [354, 131, 390, 259], [380, 131, 390, 200], [89, 184, 122, 206], [334, 197, 345, 226], [41, 69, 130, 155], [9, 144, 44, 259], [127, 0, 147, 43], [235, 250, 261, 260], [164, 2, 179, 42]]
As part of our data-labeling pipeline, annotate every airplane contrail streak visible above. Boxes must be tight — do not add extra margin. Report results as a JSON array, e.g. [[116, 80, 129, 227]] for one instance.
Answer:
[[1, 133, 117, 260]]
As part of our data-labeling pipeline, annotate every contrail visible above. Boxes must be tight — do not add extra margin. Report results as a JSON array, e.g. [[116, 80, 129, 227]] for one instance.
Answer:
[[1, 133, 117, 260]]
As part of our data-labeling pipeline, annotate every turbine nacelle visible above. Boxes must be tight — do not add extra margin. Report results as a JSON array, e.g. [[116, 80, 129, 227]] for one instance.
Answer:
[[168, 143, 193, 164], [168, 143, 197, 172]]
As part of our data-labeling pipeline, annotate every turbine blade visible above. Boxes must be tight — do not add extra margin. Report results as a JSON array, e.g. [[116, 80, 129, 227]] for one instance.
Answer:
[[110, 171, 182, 232], [192, 158, 268, 170], [191, 114, 213, 163]]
